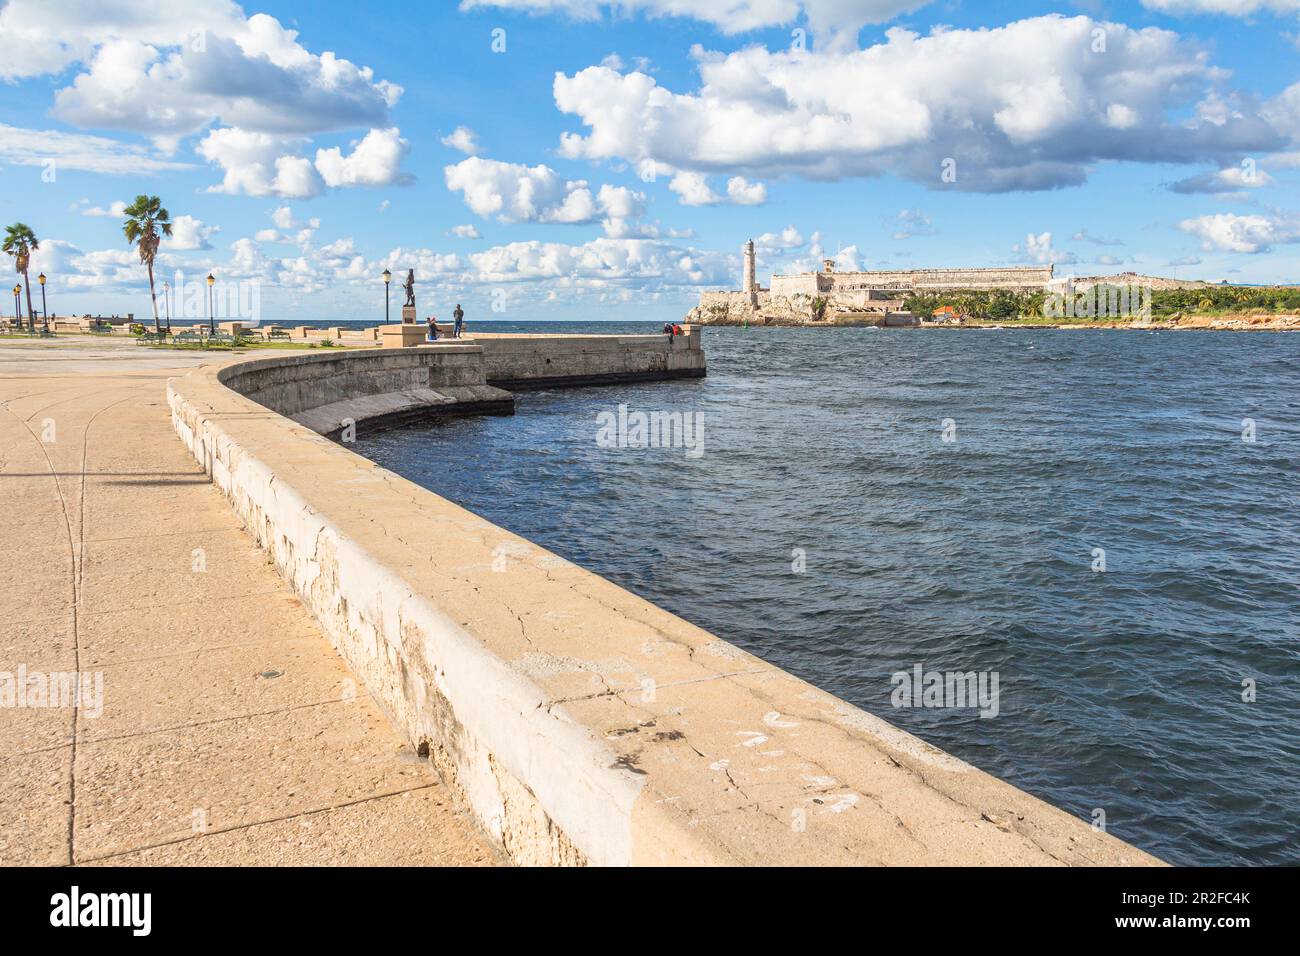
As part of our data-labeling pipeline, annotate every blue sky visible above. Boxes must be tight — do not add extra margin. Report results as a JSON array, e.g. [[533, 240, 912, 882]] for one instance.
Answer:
[[2, 0, 1300, 324]]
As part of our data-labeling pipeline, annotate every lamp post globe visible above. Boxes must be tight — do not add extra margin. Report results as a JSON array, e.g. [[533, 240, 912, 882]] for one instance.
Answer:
[[382, 269, 392, 324], [37, 273, 47, 330]]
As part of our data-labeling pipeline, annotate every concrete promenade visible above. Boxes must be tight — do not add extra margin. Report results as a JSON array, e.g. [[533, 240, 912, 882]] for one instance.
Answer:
[[0, 341, 496, 866], [171, 339, 1160, 866]]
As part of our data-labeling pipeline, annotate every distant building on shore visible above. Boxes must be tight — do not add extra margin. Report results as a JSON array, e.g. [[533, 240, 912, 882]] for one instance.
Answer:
[[688, 241, 1214, 326]]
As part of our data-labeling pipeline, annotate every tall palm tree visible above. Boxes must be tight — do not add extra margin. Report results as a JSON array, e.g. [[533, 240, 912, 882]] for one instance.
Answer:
[[122, 195, 172, 333], [2, 223, 38, 331]]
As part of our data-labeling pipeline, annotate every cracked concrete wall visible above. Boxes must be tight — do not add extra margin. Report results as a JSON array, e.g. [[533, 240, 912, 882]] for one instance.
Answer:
[[167, 346, 1164, 868]]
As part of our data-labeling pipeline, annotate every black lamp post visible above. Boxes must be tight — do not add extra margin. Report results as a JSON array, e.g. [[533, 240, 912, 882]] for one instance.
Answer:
[[37, 273, 47, 331], [13, 285, 20, 328], [162, 281, 172, 332], [382, 268, 391, 323], [206, 273, 215, 335]]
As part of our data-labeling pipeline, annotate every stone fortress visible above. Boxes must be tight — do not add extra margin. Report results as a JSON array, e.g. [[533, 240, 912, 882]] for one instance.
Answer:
[[686, 239, 1213, 326]]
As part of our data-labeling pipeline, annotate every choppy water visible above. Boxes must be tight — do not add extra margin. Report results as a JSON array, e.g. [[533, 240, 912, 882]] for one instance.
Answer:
[[355, 322, 1300, 865]]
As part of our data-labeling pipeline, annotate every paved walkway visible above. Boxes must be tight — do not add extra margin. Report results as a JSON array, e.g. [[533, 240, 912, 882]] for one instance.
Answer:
[[0, 342, 497, 865]]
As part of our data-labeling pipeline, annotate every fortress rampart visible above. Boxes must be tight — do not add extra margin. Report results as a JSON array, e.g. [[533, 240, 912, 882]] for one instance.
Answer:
[[770, 265, 1054, 298]]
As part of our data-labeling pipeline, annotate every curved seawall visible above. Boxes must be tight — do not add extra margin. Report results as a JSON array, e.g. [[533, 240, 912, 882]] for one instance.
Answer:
[[167, 336, 1160, 866]]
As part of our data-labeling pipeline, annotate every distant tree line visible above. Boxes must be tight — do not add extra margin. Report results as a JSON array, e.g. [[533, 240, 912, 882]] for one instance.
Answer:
[[904, 284, 1300, 320]]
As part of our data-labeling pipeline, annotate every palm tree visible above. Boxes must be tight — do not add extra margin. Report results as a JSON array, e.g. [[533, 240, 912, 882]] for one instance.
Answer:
[[3, 223, 38, 331], [122, 195, 173, 333]]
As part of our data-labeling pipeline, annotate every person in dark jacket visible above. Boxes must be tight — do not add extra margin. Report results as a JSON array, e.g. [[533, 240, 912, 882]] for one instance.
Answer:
[[453, 304, 464, 338], [426, 316, 439, 342]]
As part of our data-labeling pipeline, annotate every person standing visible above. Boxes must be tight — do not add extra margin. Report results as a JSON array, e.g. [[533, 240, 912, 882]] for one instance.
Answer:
[[453, 304, 464, 338], [426, 315, 439, 342]]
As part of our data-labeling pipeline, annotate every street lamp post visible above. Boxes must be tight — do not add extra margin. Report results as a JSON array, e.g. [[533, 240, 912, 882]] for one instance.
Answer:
[[13, 285, 21, 329], [162, 281, 171, 332], [382, 269, 392, 324], [37, 273, 47, 331], [206, 273, 215, 335]]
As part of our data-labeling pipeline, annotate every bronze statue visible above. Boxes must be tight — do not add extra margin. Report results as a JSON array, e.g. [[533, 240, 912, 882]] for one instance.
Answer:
[[402, 269, 415, 309]]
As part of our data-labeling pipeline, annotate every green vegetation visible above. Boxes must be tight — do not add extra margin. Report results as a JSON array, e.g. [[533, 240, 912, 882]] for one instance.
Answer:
[[905, 284, 1300, 322], [135, 337, 337, 351], [3, 223, 39, 329], [904, 289, 1045, 321], [122, 195, 173, 333], [1145, 285, 1300, 316]]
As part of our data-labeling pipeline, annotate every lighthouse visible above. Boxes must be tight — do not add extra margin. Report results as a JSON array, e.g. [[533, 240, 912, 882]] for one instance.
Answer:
[[742, 239, 757, 305]]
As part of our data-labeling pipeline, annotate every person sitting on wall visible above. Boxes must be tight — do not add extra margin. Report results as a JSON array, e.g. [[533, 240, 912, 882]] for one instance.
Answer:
[[453, 304, 464, 338], [663, 321, 674, 337], [672, 323, 683, 336], [426, 315, 439, 342]]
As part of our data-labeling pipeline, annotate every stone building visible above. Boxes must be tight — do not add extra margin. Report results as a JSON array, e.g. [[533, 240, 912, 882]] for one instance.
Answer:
[[687, 241, 1055, 326]]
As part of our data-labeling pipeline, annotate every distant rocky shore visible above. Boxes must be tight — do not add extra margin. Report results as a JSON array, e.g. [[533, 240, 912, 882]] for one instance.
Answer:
[[687, 311, 1300, 331]]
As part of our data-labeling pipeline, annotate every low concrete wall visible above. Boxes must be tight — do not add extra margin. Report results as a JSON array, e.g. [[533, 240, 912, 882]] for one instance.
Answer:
[[217, 345, 513, 436], [168, 345, 1161, 867], [471, 328, 705, 389]]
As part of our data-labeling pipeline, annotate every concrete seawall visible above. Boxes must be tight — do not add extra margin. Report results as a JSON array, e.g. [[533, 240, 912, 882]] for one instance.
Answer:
[[473, 328, 706, 389], [216, 344, 514, 437], [167, 337, 1161, 866]]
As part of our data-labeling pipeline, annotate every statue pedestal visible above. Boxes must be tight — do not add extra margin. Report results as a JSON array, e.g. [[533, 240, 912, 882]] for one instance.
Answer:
[[381, 323, 427, 348], [401, 306, 417, 324]]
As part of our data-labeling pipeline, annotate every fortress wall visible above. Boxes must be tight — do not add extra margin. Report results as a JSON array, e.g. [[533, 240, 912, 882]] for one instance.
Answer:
[[768, 267, 1054, 294], [835, 267, 1054, 291], [770, 274, 822, 299], [167, 343, 1162, 867]]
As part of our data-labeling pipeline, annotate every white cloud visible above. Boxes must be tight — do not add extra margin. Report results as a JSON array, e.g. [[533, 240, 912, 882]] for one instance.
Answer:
[[467, 236, 731, 289], [1178, 212, 1300, 253], [726, 176, 768, 205], [891, 208, 934, 240], [315, 128, 411, 187], [779, 230, 862, 273], [595, 184, 650, 237], [443, 157, 655, 237], [754, 226, 806, 254], [553, 16, 1289, 193], [82, 200, 129, 218], [273, 206, 301, 231], [1014, 231, 1077, 265], [0, 4, 405, 196], [1072, 229, 1124, 246], [196, 128, 322, 198], [1140, 0, 1300, 15], [444, 157, 599, 223], [459, 0, 928, 48], [163, 215, 219, 251], [441, 126, 481, 155], [669, 172, 721, 206], [448, 224, 482, 239], [0, 0, 244, 81], [1169, 164, 1275, 194], [48, 13, 400, 139], [0, 123, 192, 175]]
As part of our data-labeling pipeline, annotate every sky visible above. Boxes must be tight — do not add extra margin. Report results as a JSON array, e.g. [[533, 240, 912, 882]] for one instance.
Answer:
[[2, 0, 1300, 324]]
